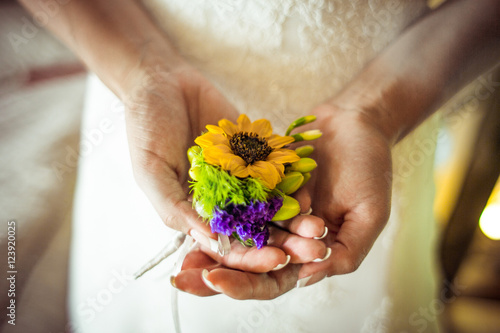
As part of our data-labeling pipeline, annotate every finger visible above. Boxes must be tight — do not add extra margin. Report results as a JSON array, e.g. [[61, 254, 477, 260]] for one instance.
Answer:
[[299, 206, 387, 279], [172, 249, 221, 297], [198, 240, 290, 273], [295, 270, 328, 288], [174, 251, 300, 299], [201, 265, 301, 300], [268, 226, 330, 264], [273, 214, 327, 239], [174, 268, 219, 297], [138, 165, 227, 255], [181, 247, 219, 270], [294, 186, 312, 214]]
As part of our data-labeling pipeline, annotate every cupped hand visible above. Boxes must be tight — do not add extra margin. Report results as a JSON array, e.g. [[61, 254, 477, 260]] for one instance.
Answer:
[[123, 60, 328, 275], [295, 103, 393, 285], [172, 103, 393, 298], [172, 246, 301, 299]]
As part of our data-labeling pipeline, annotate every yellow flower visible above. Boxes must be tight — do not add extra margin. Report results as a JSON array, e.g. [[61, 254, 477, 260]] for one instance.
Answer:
[[194, 114, 300, 189]]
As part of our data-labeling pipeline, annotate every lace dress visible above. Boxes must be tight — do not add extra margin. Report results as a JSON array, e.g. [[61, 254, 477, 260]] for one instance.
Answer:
[[70, 1, 441, 332]]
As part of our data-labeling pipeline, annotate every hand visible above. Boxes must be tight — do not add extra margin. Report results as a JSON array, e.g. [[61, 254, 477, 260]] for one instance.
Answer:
[[295, 104, 393, 285], [171, 103, 392, 298], [124, 60, 329, 275]]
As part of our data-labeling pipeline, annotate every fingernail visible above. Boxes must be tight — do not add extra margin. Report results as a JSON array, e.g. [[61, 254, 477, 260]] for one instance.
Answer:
[[218, 234, 231, 256], [296, 275, 312, 288], [190, 229, 219, 254], [272, 255, 291, 271], [170, 275, 177, 288], [312, 247, 331, 262], [300, 207, 313, 215], [313, 227, 328, 240], [201, 269, 221, 293]]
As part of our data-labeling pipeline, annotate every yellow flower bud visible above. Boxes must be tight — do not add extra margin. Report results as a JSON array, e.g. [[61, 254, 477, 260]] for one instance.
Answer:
[[271, 195, 301, 221], [300, 172, 311, 188], [276, 172, 304, 195], [289, 158, 317, 173], [285, 115, 317, 135], [189, 166, 201, 181], [187, 146, 201, 164], [291, 130, 322, 142], [295, 145, 314, 158]]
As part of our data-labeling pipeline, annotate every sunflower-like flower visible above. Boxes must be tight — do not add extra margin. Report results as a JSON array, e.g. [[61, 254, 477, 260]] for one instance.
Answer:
[[194, 114, 300, 189]]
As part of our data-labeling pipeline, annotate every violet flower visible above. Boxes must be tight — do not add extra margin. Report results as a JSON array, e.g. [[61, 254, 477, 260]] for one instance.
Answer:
[[210, 197, 283, 249]]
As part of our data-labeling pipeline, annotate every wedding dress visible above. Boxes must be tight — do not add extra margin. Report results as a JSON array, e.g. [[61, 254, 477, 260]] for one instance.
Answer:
[[70, 1, 441, 332]]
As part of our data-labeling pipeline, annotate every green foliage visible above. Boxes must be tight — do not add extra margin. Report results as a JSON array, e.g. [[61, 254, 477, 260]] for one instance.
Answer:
[[189, 148, 273, 220]]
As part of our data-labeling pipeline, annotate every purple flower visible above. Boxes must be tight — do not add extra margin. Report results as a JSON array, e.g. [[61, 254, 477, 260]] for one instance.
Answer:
[[210, 197, 283, 249]]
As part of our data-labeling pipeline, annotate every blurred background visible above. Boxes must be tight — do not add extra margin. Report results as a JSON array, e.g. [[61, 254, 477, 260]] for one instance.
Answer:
[[0, 1, 499, 332]]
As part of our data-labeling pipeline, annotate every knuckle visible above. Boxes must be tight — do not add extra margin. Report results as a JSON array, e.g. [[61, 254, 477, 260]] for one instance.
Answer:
[[338, 255, 362, 275]]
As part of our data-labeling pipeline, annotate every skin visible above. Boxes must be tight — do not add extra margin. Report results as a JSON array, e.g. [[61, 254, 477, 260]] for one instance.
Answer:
[[17, 0, 327, 273], [19, 0, 500, 299]]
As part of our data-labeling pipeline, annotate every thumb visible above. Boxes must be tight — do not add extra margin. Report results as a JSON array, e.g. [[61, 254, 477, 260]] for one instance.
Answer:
[[136, 163, 229, 255]]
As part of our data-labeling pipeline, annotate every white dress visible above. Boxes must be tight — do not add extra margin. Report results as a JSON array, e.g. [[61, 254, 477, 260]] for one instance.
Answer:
[[70, 1, 441, 332]]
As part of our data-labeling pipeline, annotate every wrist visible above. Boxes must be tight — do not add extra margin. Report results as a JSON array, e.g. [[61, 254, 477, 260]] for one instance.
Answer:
[[321, 60, 429, 146], [316, 93, 400, 147], [111, 41, 189, 102]]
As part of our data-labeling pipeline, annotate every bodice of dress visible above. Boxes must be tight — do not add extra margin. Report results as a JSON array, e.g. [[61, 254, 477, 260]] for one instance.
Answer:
[[142, 0, 428, 132]]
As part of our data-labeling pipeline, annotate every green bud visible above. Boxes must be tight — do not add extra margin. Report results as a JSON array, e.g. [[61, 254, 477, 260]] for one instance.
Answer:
[[271, 195, 301, 221], [285, 115, 317, 135], [291, 130, 322, 142], [276, 172, 304, 195], [300, 172, 311, 188], [187, 146, 201, 164], [289, 158, 317, 173], [295, 145, 314, 158], [189, 166, 201, 181]]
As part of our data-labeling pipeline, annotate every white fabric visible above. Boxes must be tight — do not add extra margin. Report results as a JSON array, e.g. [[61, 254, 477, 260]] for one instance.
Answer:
[[70, 1, 441, 332]]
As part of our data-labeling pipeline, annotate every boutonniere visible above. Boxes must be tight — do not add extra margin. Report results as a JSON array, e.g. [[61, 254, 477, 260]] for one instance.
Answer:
[[188, 114, 321, 248]]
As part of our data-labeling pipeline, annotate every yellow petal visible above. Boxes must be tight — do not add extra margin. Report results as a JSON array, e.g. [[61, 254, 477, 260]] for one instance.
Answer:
[[202, 144, 233, 165], [267, 150, 300, 164], [250, 119, 273, 138], [237, 114, 252, 132], [267, 135, 295, 149], [248, 161, 281, 189], [270, 161, 285, 177], [194, 132, 227, 148], [221, 155, 246, 172], [228, 161, 250, 178], [218, 119, 238, 136], [206, 125, 225, 135]]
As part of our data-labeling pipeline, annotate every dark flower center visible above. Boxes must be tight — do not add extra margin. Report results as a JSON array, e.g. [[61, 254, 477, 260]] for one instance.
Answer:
[[229, 132, 273, 164]]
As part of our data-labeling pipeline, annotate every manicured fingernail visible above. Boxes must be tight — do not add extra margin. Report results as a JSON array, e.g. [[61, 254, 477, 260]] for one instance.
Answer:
[[314, 227, 328, 240], [190, 229, 219, 254], [300, 207, 313, 215], [170, 275, 177, 288], [272, 255, 291, 271], [312, 247, 331, 262], [201, 269, 221, 293], [218, 234, 231, 256], [296, 275, 312, 288]]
